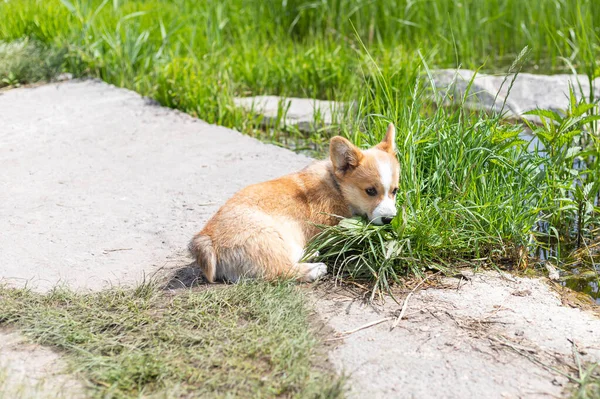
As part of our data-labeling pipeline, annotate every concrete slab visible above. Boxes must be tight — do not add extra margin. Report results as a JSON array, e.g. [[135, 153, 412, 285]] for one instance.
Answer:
[[0, 80, 311, 291], [233, 95, 348, 132], [314, 272, 600, 399], [432, 69, 600, 121], [234, 72, 600, 131]]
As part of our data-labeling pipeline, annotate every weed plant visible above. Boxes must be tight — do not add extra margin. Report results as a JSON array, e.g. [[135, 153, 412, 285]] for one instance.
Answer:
[[0, 38, 65, 87]]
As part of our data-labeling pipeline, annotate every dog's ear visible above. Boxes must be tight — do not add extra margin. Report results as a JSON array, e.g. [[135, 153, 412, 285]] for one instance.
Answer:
[[330, 136, 363, 175], [376, 123, 396, 154]]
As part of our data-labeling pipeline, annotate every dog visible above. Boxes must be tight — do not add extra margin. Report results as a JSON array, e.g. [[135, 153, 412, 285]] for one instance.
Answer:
[[189, 123, 400, 283]]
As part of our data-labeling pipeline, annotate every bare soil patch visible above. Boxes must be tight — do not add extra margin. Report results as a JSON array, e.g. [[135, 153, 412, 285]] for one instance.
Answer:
[[0, 330, 85, 399]]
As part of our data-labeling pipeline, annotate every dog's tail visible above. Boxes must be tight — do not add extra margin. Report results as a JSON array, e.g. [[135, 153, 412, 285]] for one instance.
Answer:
[[189, 234, 217, 283]]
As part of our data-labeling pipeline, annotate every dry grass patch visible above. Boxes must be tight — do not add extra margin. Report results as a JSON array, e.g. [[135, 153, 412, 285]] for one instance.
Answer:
[[0, 281, 343, 398]]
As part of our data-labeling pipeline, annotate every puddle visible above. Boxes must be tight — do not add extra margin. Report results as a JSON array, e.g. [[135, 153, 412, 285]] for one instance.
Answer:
[[522, 121, 599, 303], [561, 273, 600, 304], [560, 250, 600, 304], [535, 243, 600, 304]]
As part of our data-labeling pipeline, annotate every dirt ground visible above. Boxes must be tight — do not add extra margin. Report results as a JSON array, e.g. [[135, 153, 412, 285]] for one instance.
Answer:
[[312, 271, 600, 398], [1, 81, 598, 398], [0, 330, 84, 399]]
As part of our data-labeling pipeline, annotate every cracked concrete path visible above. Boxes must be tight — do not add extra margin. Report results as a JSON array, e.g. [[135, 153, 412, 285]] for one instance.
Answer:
[[0, 80, 310, 291]]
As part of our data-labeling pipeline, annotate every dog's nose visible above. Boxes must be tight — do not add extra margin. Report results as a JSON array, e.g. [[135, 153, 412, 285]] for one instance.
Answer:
[[381, 217, 393, 225]]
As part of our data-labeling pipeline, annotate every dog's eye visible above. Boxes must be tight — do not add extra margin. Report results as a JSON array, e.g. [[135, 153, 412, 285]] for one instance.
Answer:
[[365, 187, 377, 196], [392, 188, 398, 196]]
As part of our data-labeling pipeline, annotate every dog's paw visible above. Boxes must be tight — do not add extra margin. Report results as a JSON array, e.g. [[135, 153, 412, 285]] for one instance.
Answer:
[[305, 262, 328, 282]]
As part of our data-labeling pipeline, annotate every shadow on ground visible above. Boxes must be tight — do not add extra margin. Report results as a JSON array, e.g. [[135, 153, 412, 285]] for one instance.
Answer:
[[163, 261, 208, 289]]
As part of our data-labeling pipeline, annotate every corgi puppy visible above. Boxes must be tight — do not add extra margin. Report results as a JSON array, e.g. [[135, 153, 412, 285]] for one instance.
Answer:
[[189, 124, 400, 283]]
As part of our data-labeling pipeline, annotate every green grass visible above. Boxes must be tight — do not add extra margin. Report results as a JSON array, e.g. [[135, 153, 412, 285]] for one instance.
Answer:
[[572, 363, 600, 399], [308, 56, 599, 293], [0, 281, 343, 398], [307, 84, 544, 295], [0, 0, 597, 152], [0, 0, 598, 126]]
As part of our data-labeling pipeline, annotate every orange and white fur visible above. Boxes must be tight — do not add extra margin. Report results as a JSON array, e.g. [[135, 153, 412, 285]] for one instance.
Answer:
[[190, 124, 400, 283]]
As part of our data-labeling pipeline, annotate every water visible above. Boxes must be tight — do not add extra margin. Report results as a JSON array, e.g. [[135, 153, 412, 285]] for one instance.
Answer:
[[533, 217, 599, 304], [560, 259, 600, 304], [562, 272, 600, 304], [520, 124, 600, 303]]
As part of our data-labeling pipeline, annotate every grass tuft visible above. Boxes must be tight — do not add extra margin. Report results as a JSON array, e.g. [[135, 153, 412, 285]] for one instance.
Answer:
[[0, 38, 65, 88]]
